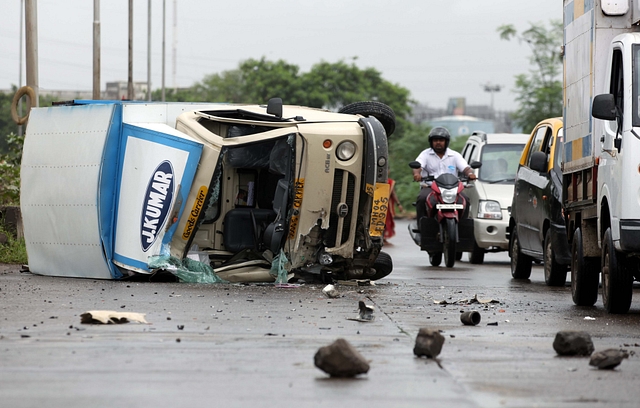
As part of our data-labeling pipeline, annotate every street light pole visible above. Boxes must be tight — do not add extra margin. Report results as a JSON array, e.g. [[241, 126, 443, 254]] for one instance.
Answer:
[[483, 82, 501, 113]]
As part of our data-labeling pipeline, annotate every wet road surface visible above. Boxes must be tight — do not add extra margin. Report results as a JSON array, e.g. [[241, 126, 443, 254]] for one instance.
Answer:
[[1, 218, 640, 407]]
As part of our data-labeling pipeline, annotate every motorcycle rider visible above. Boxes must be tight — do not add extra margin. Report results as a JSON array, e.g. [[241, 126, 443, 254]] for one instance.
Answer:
[[412, 126, 477, 221]]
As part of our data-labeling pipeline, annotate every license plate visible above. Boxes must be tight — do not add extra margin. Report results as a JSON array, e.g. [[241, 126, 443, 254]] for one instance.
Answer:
[[369, 182, 390, 237], [436, 203, 463, 210]]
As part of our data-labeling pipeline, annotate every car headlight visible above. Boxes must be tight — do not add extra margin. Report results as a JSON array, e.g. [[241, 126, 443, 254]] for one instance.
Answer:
[[441, 187, 457, 204], [477, 200, 502, 219], [336, 141, 356, 161]]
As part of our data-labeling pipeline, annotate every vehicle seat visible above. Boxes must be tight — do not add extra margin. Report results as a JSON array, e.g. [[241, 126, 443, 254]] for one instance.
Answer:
[[223, 208, 277, 253]]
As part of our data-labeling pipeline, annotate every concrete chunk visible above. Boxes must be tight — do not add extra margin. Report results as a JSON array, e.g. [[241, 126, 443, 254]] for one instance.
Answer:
[[553, 330, 594, 356], [413, 328, 445, 358], [314, 338, 370, 377]]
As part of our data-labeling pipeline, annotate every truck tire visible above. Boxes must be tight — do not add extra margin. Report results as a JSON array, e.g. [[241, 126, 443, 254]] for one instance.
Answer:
[[544, 229, 567, 286], [602, 228, 633, 314], [570, 228, 599, 306], [510, 229, 532, 279], [443, 218, 457, 268], [338, 101, 396, 137], [369, 251, 393, 281], [429, 252, 442, 266], [469, 241, 485, 264]]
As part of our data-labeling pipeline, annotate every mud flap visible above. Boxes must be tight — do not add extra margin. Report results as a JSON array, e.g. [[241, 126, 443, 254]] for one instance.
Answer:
[[456, 217, 475, 253], [418, 217, 475, 253]]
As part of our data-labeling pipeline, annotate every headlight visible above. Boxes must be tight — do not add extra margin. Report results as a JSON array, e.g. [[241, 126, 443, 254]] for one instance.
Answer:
[[336, 141, 356, 161], [441, 187, 457, 204], [478, 200, 502, 219]]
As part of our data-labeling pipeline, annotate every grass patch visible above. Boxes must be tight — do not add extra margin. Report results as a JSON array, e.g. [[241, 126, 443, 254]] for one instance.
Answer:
[[0, 225, 27, 264]]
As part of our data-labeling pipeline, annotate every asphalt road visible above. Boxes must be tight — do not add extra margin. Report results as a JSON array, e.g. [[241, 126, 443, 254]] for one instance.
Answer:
[[1, 218, 640, 408]]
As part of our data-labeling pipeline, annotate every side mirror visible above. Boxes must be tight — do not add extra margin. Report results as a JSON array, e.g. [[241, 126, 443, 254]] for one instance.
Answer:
[[530, 151, 547, 173], [592, 94, 616, 121], [267, 97, 283, 118], [470, 161, 482, 169], [409, 161, 422, 169]]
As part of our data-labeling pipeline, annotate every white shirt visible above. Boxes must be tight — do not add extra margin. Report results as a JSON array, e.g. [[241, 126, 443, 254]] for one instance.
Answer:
[[415, 147, 469, 180]]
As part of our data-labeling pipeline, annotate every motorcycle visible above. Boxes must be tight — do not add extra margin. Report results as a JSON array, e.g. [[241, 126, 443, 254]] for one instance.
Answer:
[[408, 160, 481, 267]]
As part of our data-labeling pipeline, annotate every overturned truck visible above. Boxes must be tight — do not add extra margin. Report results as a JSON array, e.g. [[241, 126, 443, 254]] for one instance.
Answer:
[[20, 98, 394, 283]]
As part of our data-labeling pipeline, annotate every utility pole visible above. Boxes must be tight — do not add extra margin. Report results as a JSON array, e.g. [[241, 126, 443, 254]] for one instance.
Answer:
[[93, 0, 101, 100], [172, 0, 177, 92], [25, 0, 39, 107], [162, 0, 166, 101], [18, 0, 24, 135], [147, 0, 151, 101], [127, 0, 133, 100]]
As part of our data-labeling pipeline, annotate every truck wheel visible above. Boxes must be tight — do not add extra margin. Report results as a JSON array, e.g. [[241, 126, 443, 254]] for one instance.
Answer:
[[544, 229, 567, 286], [571, 228, 599, 306], [369, 251, 393, 280], [602, 228, 633, 314], [469, 241, 485, 264], [510, 229, 532, 279], [338, 101, 396, 137], [443, 218, 457, 268], [429, 252, 442, 266]]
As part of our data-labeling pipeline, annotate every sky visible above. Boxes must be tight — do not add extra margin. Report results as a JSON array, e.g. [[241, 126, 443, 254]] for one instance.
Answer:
[[0, 0, 563, 112]]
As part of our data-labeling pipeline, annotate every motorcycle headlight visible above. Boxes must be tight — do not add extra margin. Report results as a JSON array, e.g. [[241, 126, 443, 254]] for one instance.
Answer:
[[336, 141, 356, 161], [478, 200, 502, 219], [441, 187, 457, 204]]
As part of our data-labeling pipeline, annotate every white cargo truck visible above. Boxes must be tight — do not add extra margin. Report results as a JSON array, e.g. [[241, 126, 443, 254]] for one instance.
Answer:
[[20, 98, 394, 283], [563, 0, 640, 312]]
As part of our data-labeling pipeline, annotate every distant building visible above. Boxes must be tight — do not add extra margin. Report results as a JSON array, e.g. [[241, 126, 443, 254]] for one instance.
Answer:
[[104, 81, 149, 100]]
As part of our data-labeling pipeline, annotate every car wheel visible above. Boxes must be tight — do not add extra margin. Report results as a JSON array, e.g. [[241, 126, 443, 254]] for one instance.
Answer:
[[469, 240, 485, 264], [544, 229, 567, 286], [369, 251, 393, 281], [429, 252, 442, 267], [602, 227, 633, 314], [443, 218, 457, 268], [571, 227, 599, 306], [338, 101, 396, 137], [510, 229, 532, 279]]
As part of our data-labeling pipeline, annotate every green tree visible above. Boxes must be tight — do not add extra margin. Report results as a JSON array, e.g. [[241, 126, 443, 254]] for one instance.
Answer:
[[498, 20, 563, 133]]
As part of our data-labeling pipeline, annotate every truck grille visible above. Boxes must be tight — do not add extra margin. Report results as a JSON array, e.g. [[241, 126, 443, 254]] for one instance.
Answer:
[[326, 169, 355, 248]]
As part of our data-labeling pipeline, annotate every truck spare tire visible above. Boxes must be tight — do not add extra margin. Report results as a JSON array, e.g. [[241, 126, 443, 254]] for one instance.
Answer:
[[339, 101, 396, 137]]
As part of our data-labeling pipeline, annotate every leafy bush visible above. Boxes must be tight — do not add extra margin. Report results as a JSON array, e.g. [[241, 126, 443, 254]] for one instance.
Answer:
[[0, 132, 24, 205], [0, 224, 27, 264]]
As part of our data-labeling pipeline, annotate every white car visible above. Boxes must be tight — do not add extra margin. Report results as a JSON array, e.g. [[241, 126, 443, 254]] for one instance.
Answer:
[[461, 131, 528, 264]]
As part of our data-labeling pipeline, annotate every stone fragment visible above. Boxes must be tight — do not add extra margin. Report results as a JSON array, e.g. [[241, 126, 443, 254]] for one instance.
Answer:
[[553, 330, 594, 356], [314, 338, 370, 377], [413, 328, 445, 358], [589, 349, 629, 369]]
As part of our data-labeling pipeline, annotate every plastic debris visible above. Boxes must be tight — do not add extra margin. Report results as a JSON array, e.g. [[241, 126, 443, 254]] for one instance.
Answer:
[[80, 310, 148, 324], [314, 338, 370, 377], [322, 284, 339, 298], [148, 254, 225, 284], [460, 311, 481, 326], [435, 294, 499, 305], [584, 316, 596, 321], [347, 301, 375, 322], [270, 250, 291, 284]]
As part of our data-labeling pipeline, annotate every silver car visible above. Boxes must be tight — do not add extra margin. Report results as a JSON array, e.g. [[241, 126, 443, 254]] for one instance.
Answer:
[[461, 131, 528, 264]]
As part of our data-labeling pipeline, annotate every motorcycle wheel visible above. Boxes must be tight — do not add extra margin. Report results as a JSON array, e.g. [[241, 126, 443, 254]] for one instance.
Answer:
[[443, 218, 457, 268], [369, 251, 393, 281], [429, 252, 442, 266]]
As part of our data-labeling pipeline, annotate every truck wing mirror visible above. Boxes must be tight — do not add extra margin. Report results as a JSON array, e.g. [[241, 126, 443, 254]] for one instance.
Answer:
[[529, 151, 547, 173], [592, 94, 617, 121]]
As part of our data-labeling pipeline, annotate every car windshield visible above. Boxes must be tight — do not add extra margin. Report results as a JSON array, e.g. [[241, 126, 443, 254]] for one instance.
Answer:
[[479, 143, 525, 182]]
